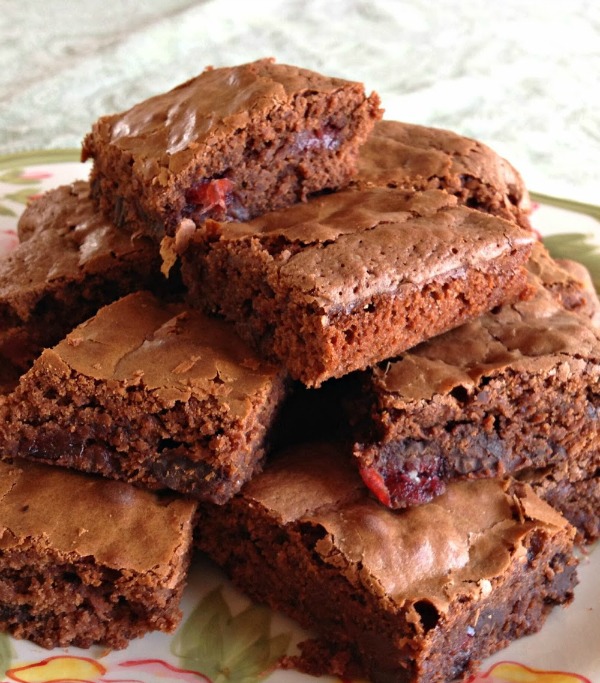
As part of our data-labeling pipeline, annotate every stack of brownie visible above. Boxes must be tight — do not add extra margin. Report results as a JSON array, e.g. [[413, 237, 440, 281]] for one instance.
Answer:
[[0, 58, 598, 683]]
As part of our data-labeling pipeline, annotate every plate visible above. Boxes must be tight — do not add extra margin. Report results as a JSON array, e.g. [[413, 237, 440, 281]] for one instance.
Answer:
[[0, 152, 598, 683]]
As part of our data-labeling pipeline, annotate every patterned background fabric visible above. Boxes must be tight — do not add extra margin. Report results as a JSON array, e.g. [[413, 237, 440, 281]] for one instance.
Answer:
[[2, 1, 599, 200]]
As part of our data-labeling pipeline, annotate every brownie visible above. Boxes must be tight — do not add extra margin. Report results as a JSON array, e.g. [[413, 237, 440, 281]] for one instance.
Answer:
[[82, 58, 382, 239], [196, 441, 578, 683], [356, 120, 532, 229], [180, 187, 534, 386], [351, 272, 600, 540], [532, 243, 600, 324], [0, 458, 196, 649], [0, 181, 165, 370], [0, 291, 287, 503]]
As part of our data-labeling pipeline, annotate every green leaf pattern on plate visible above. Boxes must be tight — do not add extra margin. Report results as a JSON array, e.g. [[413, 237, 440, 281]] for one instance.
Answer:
[[3, 187, 44, 205], [0, 168, 41, 216], [0, 149, 80, 172], [0, 204, 17, 217], [171, 586, 292, 683], [531, 191, 600, 223], [0, 632, 14, 678], [0, 169, 40, 185]]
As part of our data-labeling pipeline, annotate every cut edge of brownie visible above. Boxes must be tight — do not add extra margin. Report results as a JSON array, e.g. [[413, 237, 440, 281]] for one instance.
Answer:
[[184, 231, 533, 387], [517, 468, 600, 542], [353, 360, 600, 499], [0, 545, 189, 650], [4, 360, 285, 502]]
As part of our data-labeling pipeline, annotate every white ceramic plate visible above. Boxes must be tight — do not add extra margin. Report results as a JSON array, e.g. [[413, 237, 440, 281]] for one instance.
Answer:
[[0, 152, 598, 683]]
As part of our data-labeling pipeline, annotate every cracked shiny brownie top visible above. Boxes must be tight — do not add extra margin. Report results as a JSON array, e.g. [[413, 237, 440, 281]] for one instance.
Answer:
[[0, 459, 195, 577], [0, 458, 196, 649]]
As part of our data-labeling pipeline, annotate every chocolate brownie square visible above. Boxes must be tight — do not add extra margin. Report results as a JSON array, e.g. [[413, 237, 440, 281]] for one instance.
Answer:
[[82, 58, 382, 238], [0, 291, 287, 503], [180, 187, 534, 386], [0, 458, 196, 649], [0, 181, 165, 370], [196, 441, 577, 683], [357, 120, 532, 229], [351, 268, 600, 540]]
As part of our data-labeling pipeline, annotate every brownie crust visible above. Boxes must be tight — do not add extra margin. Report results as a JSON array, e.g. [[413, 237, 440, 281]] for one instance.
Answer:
[[181, 187, 534, 386], [196, 442, 577, 683], [1, 292, 287, 503], [82, 58, 382, 238], [0, 459, 196, 649]]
